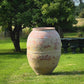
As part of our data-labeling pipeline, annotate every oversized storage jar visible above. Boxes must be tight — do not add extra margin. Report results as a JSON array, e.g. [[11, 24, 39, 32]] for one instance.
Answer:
[[27, 27, 61, 75]]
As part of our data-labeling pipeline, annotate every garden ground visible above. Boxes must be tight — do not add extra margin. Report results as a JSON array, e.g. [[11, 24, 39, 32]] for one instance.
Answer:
[[0, 38, 84, 84]]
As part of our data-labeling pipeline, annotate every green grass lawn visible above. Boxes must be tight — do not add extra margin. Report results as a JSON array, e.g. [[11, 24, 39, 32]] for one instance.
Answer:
[[64, 32, 84, 38], [0, 38, 84, 84], [64, 32, 78, 38]]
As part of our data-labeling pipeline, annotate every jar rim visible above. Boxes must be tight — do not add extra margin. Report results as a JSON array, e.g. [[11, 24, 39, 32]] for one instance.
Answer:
[[33, 27, 55, 31]]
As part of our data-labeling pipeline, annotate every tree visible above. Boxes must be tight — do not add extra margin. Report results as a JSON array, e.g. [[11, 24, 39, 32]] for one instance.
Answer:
[[0, 0, 76, 51], [32, 0, 76, 35], [79, 9, 84, 18], [0, 0, 33, 51], [74, 0, 84, 16]]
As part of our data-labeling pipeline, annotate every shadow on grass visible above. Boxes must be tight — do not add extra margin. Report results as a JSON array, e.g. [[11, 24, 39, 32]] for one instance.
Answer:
[[0, 49, 26, 59], [51, 71, 84, 75]]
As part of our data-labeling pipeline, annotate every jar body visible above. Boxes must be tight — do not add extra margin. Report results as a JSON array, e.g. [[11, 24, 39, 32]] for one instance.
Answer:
[[27, 27, 61, 75]]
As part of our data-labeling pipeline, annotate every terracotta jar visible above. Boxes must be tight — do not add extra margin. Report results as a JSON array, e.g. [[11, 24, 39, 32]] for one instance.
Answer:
[[27, 27, 61, 75]]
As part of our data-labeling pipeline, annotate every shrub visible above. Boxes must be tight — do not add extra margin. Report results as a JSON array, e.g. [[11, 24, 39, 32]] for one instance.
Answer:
[[77, 31, 83, 37], [61, 23, 77, 32]]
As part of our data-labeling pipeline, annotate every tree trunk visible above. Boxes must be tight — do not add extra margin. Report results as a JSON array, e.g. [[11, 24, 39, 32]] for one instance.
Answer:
[[13, 38, 21, 52], [10, 30, 21, 52], [55, 26, 64, 38], [13, 31, 21, 52], [9, 25, 21, 52], [7, 18, 21, 52], [79, 0, 82, 4]]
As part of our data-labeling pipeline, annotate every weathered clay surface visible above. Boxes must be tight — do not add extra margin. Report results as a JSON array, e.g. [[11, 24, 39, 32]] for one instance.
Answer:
[[27, 27, 61, 75]]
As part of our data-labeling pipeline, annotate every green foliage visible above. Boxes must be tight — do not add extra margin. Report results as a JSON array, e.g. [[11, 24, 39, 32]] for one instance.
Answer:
[[75, 6, 80, 16], [0, 0, 34, 29], [75, 3, 84, 17], [22, 28, 32, 38], [0, 0, 35, 51], [0, 0, 77, 50], [0, 0, 76, 32], [32, 0, 76, 32], [79, 9, 84, 18]]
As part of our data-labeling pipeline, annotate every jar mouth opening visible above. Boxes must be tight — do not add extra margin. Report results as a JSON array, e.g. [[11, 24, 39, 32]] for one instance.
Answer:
[[33, 27, 55, 31]]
